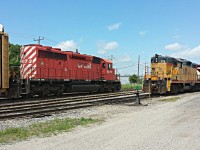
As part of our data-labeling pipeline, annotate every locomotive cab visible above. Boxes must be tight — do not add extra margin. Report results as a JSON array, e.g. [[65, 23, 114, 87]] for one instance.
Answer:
[[144, 54, 180, 94], [101, 59, 116, 81]]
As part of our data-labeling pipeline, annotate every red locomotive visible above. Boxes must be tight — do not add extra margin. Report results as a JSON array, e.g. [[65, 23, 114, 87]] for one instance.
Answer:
[[18, 44, 121, 97], [0, 27, 120, 98], [0, 26, 120, 98]]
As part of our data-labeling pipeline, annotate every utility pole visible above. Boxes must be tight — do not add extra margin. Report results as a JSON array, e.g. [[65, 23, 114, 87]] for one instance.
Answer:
[[34, 36, 44, 44], [134, 54, 148, 106], [109, 55, 115, 62], [134, 54, 141, 105], [144, 63, 146, 77], [137, 55, 140, 81]]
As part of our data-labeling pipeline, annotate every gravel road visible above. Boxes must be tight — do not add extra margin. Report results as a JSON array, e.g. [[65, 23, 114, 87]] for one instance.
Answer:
[[1, 92, 200, 150]]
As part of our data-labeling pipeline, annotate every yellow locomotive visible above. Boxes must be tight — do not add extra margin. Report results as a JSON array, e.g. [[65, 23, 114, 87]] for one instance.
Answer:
[[143, 54, 200, 94]]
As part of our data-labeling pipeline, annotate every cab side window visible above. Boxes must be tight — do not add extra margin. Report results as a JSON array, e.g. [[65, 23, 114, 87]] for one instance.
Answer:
[[102, 63, 106, 68], [108, 63, 112, 69]]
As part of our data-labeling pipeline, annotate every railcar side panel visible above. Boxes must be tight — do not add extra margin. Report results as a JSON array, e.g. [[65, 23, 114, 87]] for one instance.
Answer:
[[0, 31, 9, 97]]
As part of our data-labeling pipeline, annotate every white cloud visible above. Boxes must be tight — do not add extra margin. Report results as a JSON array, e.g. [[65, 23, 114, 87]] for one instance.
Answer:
[[139, 30, 148, 36], [170, 45, 200, 59], [98, 50, 106, 55], [56, 40, 77, 51], [98, 41, 119, 54], [107, 22, 122, 31], [164, 42, 182, 50], [103, 41, 118, 50]]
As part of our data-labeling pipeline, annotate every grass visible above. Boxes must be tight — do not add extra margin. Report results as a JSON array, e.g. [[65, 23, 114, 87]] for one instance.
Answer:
[[0, 117, 100, 144], [159, 97, 179, 102], [121, 84, 143, 91]]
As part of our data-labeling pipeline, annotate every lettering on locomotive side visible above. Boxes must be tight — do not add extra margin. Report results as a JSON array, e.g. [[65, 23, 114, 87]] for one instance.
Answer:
[[77, 62, 91, 69], [107, 70, 112, 74], [21, 59, 33, 63]]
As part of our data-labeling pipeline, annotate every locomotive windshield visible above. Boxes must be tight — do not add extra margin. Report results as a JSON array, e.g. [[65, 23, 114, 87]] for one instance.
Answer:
[[151, 56, 166, 63], [151, 55, 178, 67], [183, 61, 192, 67]]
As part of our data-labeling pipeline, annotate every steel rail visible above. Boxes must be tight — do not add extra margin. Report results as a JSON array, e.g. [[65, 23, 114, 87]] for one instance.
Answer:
[[0, 92, 149, 120], [0, 91, 135, 107]]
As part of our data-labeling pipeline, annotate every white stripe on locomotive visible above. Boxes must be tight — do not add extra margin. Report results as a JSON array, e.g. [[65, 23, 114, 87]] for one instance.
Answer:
[[23, 64, 37, 79], [23, 46, 36, 59], [29, 70, 37, 79], [21, 51, 37, 76], [22, 63, 37, 79]]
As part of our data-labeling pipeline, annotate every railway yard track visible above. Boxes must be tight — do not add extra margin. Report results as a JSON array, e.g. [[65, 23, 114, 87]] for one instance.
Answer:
[[0, 91, 149, 120]]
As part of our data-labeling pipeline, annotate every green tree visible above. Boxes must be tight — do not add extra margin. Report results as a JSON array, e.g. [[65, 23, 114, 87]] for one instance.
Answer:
[[9, 43, 21, 76], [129, 74, 139, 84], [9, 43, 21, 66]]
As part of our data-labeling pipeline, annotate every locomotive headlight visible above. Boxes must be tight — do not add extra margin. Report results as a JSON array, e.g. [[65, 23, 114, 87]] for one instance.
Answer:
[[0, 24, 4, 32]]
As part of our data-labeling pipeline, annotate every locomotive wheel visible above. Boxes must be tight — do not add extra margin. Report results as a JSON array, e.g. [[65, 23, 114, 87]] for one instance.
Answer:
[[55, 88, 63, 96], [28, 93, 34, 98], [56, 91, 63, 96], [45, 85, 52, 96], [38, 92, 45, 97], [99, 86, 105, 93], [21, 94, 31, 98], [111, 87, 115, 92], [45, 90, 51, 97], [171, 84, 178, 94]]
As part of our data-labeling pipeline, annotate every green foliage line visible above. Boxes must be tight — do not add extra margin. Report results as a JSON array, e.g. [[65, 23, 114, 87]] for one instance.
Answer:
[[121, 84, 143, 91], [129, 74, 142, 84], [9, 43, 21, 66]]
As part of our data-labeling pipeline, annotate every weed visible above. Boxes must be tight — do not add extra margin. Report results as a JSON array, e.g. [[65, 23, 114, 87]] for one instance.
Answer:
[[0, 117, 100, 144], [159, 97, 179, 102]]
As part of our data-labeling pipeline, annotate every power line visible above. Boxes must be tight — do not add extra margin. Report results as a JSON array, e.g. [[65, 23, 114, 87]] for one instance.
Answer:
[[116, 62, 147, 70], [7, 32, 36, 38], [116, 64, 138, 69], [9, 34, 34, 39], [44, 37, 59, 45], [42, 40, 55, 46], [34, 36, 44, 44], [8, 32, 60, 45], [108, 55, 115, 61]]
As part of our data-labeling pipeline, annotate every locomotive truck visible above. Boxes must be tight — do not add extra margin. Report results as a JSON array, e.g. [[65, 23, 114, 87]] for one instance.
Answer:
[[143, 54, 200, 94], [0, 25, 121, 98]]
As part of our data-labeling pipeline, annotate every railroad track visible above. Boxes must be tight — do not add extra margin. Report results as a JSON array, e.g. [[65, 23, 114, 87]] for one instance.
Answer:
[[0, 91, 149, 120]]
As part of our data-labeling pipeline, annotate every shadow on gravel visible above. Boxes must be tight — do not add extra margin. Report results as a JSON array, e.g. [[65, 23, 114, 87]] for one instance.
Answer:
[[122, 102, 148, 106]]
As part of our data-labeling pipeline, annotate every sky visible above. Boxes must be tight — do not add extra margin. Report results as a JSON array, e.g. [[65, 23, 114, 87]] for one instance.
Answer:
[[1, 0, 200, 76]]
